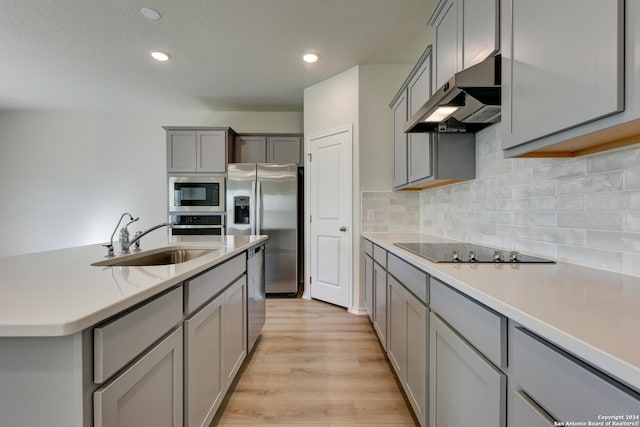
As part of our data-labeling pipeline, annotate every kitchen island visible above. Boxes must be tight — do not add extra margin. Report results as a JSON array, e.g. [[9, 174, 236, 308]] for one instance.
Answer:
[[363, 232, 640, 426], [0, 234, 267, 427]]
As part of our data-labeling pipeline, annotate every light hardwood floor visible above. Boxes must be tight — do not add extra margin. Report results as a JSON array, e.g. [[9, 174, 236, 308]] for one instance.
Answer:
[[214, 297, 418, 426]]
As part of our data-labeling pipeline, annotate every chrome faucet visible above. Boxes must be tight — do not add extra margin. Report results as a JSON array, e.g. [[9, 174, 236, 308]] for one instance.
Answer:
[[123, 222, 174, 254], [104, 213, 139, 257], [119, 216, 140, 254]]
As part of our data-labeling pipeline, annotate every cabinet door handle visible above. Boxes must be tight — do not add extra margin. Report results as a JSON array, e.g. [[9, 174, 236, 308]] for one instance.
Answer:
[[339, 226, 347, 232]]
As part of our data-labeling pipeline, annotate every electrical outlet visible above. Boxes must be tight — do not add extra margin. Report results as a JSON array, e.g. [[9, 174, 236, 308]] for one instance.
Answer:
[[367, 209, 376, 221]]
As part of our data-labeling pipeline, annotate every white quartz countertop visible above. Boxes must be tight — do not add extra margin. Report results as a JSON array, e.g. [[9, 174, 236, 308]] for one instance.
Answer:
[[362, 232, 640, 393], [0, 234, 267, 337]]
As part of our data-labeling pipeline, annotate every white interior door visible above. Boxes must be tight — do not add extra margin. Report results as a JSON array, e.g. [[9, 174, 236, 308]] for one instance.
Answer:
[[308, 126, 352, 308]]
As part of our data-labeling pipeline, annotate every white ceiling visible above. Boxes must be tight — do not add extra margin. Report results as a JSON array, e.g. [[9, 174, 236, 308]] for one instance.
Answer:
[[0, 0, 437, 112]]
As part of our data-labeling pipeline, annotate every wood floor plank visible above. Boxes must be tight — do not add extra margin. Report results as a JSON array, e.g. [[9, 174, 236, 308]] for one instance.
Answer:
[[214, 298, 417, 426]]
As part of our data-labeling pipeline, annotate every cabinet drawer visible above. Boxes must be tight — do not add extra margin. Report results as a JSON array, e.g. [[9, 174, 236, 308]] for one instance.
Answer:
[[510, 390, 555, 427], [511, 326, 640, 422], [94, 287, 182, 384], [430, 278, 506, 367], [94, 326, 183, 427], [363, 239, 373, 256], [373, 244, 387, 268], [387, 253, 429, 305], [185, 253, 245, 315]]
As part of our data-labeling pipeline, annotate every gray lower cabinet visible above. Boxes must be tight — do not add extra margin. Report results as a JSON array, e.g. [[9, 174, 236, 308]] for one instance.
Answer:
[[93, 327, 183, 427], [429, 314, 506, 427], [185, 292, 225, 427], [387, 254, 429, 427], [405, 291, 428, 426], [185, 275, 246, 427], [372, 261, 387, 349], [224, 276, 247, 385], [364, 253, 373, 319], [509, 325, 640, 426], [387, 275, 406, 379]]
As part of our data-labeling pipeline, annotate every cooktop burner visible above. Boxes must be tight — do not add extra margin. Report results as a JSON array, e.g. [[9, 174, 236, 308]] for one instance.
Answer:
[[394, 242, 555, 264]]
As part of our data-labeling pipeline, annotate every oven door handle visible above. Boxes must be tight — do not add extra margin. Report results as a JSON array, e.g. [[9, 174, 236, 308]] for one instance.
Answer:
[[171, 225, 224, 229]]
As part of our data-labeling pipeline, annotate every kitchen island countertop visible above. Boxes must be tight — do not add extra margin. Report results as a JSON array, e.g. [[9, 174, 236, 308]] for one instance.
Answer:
[[363, 232, 640, 393], [0, 234, 267, 337]]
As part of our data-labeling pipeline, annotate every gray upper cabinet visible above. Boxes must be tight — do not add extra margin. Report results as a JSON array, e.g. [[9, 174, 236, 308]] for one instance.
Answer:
[[429, 0, 499, 90], [165, 127, 234, 173], [502, 0, 629, 157], [462, 0, 499, 70], [233, 134, 303, 164], [408, 56, 433, 183], [390, 45, 476, 191], [268, 136, 302, 164], [430, 0, 459, 90], [235, 135, 267, 163], [392, 89, 409, 188]]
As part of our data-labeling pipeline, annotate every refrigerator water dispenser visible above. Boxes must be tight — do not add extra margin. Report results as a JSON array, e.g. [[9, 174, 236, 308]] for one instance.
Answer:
[[234, 196, 250, 224]]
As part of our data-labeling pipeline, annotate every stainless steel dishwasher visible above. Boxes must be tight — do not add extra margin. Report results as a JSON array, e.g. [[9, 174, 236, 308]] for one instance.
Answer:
[[247, 244, 265, 352]]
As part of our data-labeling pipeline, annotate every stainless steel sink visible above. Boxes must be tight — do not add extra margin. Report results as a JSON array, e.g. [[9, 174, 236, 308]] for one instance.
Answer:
[[92, 248, 217, 267]]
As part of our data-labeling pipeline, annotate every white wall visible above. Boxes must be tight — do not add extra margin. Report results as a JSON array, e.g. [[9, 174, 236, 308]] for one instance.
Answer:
[[358, 64, 411, 191], [303, 64, 413, 312], [303, 66, 360, 309], [0, 109, 302, 257]]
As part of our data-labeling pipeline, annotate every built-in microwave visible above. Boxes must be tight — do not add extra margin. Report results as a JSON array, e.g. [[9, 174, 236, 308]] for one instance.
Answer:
[[169, 176, 225, 213]]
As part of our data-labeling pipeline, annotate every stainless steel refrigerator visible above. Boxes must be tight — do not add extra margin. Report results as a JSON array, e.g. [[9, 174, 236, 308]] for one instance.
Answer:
[[226, 163, 299, 294]]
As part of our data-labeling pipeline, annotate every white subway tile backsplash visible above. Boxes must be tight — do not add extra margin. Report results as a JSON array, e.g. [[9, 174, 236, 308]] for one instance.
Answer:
[[624, 167, 640, 190], [362, 125, 640, 277], [587, 147, 640, 173], [557, 194, 585, 210], [496, 225, 531, 239], [587, 230, 640, 253], [557, 211, 624, 231], [623, 253, 640, 277], [624, 211, 640, 232], [557, 245, 623, 271], [557, 171, 624, 194], [532, 227, 586, 245], [585, 191, 632, 210], [532, 159, 586, 180], [513, 212, 556, 227]]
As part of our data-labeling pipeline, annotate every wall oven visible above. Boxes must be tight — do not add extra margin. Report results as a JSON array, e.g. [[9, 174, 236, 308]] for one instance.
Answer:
[[170, 214, 225, 235], [169, 176, 225, 213]]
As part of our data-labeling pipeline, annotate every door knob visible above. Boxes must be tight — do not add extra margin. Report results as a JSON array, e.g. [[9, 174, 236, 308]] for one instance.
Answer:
[[339, 226, 347, 232]]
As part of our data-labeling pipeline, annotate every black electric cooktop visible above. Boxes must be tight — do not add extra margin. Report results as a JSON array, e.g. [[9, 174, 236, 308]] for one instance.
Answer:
[[394, 242, 555, 264]]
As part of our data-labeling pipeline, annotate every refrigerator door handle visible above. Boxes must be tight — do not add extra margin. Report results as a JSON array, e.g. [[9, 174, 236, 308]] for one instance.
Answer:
[[256, 180, 262, 234], [251, 180, 257, 235]]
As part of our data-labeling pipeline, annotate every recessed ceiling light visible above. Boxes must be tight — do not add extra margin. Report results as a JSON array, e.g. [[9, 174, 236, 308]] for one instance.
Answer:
[[141, 8, 161, 20], [303, 53, 319, 63], [150, 51, 171, 62]]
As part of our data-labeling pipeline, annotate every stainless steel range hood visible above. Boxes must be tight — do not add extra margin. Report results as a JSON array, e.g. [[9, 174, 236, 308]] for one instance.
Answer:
[[406, 54, 501, 133]]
